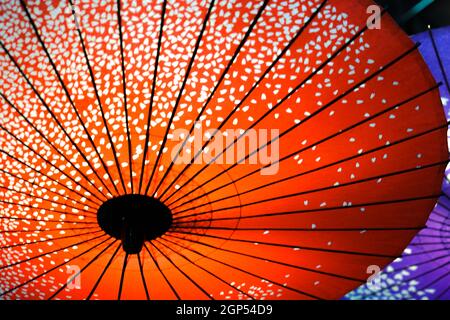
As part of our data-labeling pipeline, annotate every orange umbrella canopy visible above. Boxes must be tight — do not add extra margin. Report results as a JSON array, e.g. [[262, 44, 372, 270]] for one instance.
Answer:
[[0, 0, 447, 300]]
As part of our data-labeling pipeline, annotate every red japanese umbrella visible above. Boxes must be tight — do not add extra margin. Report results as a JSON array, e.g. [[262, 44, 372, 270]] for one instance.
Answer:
[[346, 25, 450, 301], [0, 0, 447, 300]]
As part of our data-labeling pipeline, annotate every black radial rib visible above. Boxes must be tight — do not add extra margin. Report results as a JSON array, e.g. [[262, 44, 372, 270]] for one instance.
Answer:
[[168, 229, 413, 259], [0, 41, 117, 197], [48, 239, 117, 299], [143, 243, 180, 299], [138, 0, 168, 194], [0, 147, 105, 209], [152, 0, 271, 197], [18, 0, 117, 197], [0, 185, 97, 216], [0, 93, 108, 201], [169, 83, 441, 210], [149, 241, 212, 299], [118, 252, 129, 300], [428, 26, 450, 96], [172, 194, 441, 225], [0, 123, 105, 205], [116, 0, 134, 193], [160, 234, 324, 300], [137, 253, 150, 300], [143, 0, 217, 196], [0, 198, 97, 221], [158, 0, 332, 201], [172, 160, 448, 220], [165, 40, 418, 207], [0, 236, 110, 298], [162, 234, 366, 284], [68, 0, 127, 194], [86, 243, 122, 300], [155, 238, 255, 299], [0, 234, 107, 271], [0, 230, 103, 249]]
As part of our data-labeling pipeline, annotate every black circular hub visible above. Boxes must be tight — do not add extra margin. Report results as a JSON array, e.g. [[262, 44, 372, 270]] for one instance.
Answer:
[[97, 195, 172, 254]]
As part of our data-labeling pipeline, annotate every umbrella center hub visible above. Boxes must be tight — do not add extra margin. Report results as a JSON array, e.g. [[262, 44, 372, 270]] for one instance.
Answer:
[[97, 195, 172, 254]]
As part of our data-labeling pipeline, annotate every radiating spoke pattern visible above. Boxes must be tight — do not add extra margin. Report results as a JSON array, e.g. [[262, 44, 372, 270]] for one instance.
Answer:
[[346, 25, 450, 301], [0, 0, 447, 300]]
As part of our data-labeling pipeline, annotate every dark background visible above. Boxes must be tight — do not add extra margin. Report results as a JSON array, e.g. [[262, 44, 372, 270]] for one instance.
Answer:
[[375, 0, 450, 34]]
